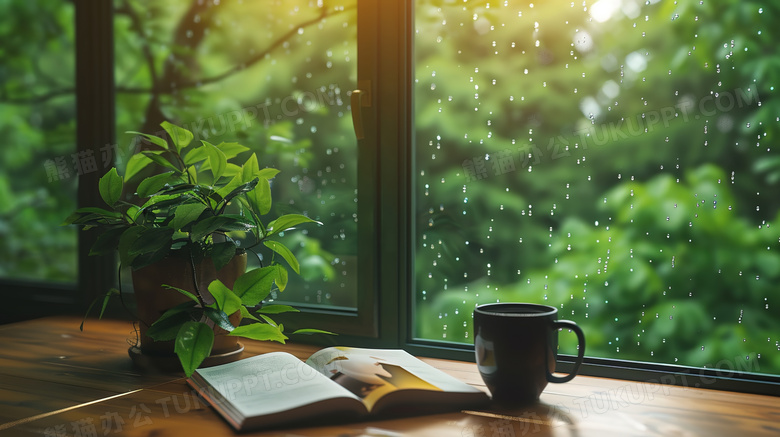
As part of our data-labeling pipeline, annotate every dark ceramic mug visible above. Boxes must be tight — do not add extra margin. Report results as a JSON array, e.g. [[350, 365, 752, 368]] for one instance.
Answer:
[[473, 303, 586, 404]]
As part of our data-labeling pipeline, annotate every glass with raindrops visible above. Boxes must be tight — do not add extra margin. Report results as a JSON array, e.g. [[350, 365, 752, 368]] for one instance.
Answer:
[[413, 0, 779, 375], [114, 0, 358, 309]]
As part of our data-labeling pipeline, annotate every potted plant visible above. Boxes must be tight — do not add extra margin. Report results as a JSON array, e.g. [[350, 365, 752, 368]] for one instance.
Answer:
[[65, 121, 330, 376]]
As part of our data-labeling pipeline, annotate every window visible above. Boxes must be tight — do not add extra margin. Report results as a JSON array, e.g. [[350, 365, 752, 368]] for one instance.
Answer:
[[5, 0, 778, 394], [409, 0, 779, 390], [2, 1, 375, 331], [107, 0, 376, 335], [0, 0, 79, 322], [112, 0, 362, 316], [0, 1, 77, 283]]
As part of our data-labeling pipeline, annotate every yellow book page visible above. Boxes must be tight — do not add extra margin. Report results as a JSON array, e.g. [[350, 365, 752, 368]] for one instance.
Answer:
[[306, 347, 482, 411]]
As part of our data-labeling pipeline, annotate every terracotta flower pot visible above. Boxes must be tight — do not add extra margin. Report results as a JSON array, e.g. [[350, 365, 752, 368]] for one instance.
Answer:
[[131, 250, 247, 357]]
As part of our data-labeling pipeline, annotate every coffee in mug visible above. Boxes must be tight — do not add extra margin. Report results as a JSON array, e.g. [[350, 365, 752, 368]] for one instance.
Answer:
[[473, 303, 585, 404]]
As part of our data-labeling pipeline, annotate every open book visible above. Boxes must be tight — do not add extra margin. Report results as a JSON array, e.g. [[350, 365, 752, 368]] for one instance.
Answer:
[[187, 347, 489, 431]]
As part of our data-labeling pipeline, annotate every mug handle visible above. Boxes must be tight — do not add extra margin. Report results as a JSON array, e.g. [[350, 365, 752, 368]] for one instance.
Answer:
[[547, 320, 586, 383]]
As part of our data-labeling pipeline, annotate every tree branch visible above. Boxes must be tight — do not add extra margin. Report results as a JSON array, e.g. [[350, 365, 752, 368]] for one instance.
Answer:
[[178, 5, 355, 90], [122, 4, 355, 95], [138, 0, 221, 136], [115, 0, 159, 86], [0, 4, 356, 106], [0, 88, 75, 105]]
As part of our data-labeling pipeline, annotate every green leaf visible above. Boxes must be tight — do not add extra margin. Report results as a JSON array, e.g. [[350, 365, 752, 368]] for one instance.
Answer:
[[257, 304, 300, 315], [89, 226, 126, 256], [275, 265, 288, 292], [189, 216, 225, 241], [161, 284, 201, 304], [126, 205, 141, 221], [80, 288, 120, 331], [124, 153, 154, 181], [173, 203, 208, 231], [142, 151, 180, 172], [207, 279, 242, 315], [130, 245, 172, 270], [98, 168, 123, 207], [210, 241, 238, 271], [146, 301, 198, 341], [232, 266, 279, 306], [175, 321, 214, 377], [62, 212, 114, 227], [183, 145, 209, 166], [66, 207, 122, 225], [239, 305, 262, 323], [247, 178, 272, 215], [189, 216, 223, 241], [138, 193, 188, 212], [75, 206, 122, 217], [215, 173, 245, 202], [218, 178, 259, 205], [185, 166, 198, 184], [203, 140, 227, 181], [256, 313, 278, 327], [215, 141, 250, 159], [128, 227, 174, 255], [61, 211, 86, 226], [263, 240, 300, 274], [266, 214, 320, 236], [203, 307, 235, 333], [118, 226, 145, 266], [190, 215, 254, 241], [241, 153, 260, 183], [223, 163, 243, 178], [158, 183, 197, 196], [147, 311, 192, 342], [97, 288, 120, 320], [136, 171, 177, 198], [161, 121, 194, 153], [290, 328, 336, 336], [126, 130, 169, 150], [256, 167, 280, 180], [228, 323, 287, 344]]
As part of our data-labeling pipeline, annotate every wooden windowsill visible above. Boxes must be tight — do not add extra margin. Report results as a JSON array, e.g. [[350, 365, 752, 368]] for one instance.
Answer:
[[0, 316, 777, 436]]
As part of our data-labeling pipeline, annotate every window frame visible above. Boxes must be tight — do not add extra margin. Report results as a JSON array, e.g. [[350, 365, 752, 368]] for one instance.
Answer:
[[279, 0, 410, 347], [387, 0, 780, 397], [75, 0, 117, 309]]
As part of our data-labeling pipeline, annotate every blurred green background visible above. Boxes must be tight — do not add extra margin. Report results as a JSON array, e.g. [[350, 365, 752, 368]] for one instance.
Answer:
[[1, 0, 778, 375], [414, 0, 780, 374]]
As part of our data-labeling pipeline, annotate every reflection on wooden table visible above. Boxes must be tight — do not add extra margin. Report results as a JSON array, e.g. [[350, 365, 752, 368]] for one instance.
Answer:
[[0, 316, 778, 436]]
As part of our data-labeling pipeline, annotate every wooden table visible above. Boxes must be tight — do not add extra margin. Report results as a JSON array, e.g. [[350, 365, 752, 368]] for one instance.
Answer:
[[1, 316, 778, 436]]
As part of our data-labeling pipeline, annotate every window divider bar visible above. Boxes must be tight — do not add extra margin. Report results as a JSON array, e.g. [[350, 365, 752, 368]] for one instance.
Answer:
[[75, 0, 117, 306]]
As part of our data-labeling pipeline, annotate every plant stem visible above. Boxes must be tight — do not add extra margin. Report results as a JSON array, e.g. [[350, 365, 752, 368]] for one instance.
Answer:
[[188, 250, 208, 308]]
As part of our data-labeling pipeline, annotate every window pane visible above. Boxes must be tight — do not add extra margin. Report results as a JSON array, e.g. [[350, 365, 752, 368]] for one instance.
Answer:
[[114, 0, 358, 309], [413, 0, 779, 376], [0, 0, 77, 283]]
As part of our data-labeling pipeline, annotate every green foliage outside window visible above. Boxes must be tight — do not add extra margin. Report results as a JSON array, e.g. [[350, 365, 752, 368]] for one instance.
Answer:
[[0, 0, 76, 282], [414, 0, 780, 374]]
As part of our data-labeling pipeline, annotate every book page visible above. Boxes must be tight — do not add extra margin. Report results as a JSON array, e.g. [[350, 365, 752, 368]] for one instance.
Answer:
[[192, 352, 365, 421], [305, 347, 485, 412]]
